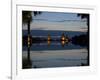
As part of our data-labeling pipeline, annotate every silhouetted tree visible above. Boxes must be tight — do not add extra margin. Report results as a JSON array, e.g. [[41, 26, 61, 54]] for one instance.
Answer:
[[22, 11, 42, 41], [22, 11, 42, 65], [71, 34, 88, 47], [77, 13, 89, 27]]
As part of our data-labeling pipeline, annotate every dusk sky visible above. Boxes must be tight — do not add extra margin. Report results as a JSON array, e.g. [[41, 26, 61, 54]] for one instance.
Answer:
[[23, 12, 88, 32]]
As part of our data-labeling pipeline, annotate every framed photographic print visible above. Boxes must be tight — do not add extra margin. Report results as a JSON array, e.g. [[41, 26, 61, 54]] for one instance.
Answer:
[[11, 1, 97, 80]]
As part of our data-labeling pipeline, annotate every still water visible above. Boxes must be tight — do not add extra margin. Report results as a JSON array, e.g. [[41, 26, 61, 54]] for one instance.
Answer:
[[22, 40, 89, 69]]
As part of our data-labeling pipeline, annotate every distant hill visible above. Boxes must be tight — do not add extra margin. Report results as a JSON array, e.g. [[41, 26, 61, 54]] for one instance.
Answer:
[[23, 30, 86, 38]]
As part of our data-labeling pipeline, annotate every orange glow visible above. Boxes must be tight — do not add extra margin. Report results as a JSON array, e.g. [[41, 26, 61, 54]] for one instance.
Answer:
[[47, 34, 51, 41], [48, 37, 51, 41], [28, 36, 30, 47], [47, 40, 51, 46], [61, 41, 65, 46], [62, 37, 65, 41]]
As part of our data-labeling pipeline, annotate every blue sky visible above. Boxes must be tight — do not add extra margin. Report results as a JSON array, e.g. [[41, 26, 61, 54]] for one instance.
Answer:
[[23, 12, 88, 32]]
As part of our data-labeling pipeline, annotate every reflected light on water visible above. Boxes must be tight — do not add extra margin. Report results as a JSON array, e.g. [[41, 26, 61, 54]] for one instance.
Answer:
[[47, 40, 68, 47], [47, 40, 51, 46], [61, 41, 65, 47]]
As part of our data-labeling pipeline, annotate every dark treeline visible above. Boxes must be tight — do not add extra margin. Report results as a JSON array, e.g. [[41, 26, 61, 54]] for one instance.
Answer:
[[71, 34, 89, 47], [23, 33, 88, 48], [23, 36, 66, 46]]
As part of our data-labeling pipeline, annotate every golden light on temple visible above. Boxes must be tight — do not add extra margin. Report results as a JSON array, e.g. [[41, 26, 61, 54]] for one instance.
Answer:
[[61, 37, 65, 41], [47, 33, 51, 41], [48, 37, 51, 41], [61, 33, 69, 42], [61, 33, 66, 41]]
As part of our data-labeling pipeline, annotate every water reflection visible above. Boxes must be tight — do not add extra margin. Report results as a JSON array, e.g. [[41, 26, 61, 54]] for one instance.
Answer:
[[61, 40, 69, 47], [47, 40, 68, 47], [22, 39, 89, 69], [47, 40, 51, 46]]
